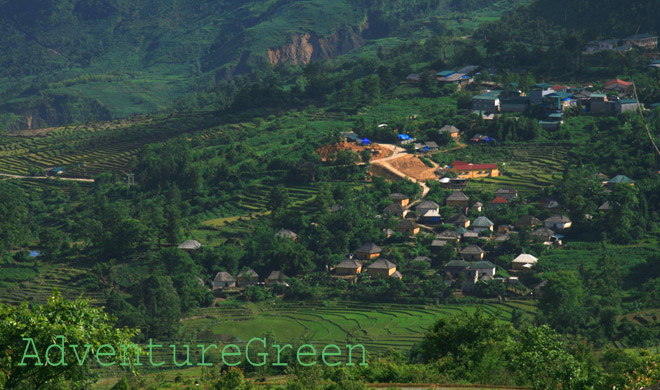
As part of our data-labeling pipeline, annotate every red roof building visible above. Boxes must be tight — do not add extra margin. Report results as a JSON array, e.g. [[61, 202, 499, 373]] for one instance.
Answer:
[[449, 160, 500, 179], [491, 196, 509, 206]]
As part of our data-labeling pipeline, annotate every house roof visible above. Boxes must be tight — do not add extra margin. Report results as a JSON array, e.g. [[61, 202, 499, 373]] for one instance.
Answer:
[[267, 270, 288, 280], [436, 70, 456, 77], [238, 269, 259, 278], [445, 259, 470, 268], [516, 215, 541, 226], [438, 230, 461, 239], [178, 240, 202, 250], [473, 95, 499, 101], [213, 272, 235, 282], [421, 209, 441, 217], [535, 83, 554, 89], [470, 261, 496, 269], [336, 259, 362, 269], [275, 229, 298, 239], [512, 254, 538, 264], [533, 227, 556, 237], [451, 160, 498, 171], [368, 258, 397, 270], [397, 219, 420, 230], [447, 213, 469, 223], [416, 200, 440, 210], [472, 216, 494, 227], [545, 215, 571, 224], [413, 256, 432, 263], [473, 201, 483, 207], [356, 242, 382, 254], [609, 174, 634, 184], [491, 196, 509, 204], [624, 33, 658, 40], [425, 141, 439, 148], [390, 193, 409, 201], [447, 192, 469, 201], [431, 239, 448, 247], [391, 270, 403, 279], [604, 79, 632, 87], [456, 227, 468, 234], [598, 201, 614, 211], [461, 245, 484, 255], [495, 186, 517, 195], [384, 203, 406, 214], [383, 228, 395, 235], [439, 125, 460, 133]]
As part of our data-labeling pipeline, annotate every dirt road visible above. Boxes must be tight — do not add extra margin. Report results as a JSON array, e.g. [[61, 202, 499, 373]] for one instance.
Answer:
[[1, 173, 95, 183]]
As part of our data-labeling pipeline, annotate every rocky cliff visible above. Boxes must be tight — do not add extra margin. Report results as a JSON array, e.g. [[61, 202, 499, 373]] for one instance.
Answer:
[[267, 26, 365, 65]]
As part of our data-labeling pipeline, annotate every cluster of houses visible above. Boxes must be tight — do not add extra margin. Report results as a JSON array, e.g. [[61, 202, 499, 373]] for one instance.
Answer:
[[584, 33, 658, 54], [470, 79, 645, 129]]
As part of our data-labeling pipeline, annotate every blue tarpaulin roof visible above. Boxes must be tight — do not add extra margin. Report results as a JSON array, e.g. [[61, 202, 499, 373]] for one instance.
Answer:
[[398, 134, 411, 140], [361, 138, 371, 145]]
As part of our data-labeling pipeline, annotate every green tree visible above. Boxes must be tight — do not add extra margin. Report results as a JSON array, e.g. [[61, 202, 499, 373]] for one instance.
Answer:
[[268, 184, 291, 214], [0, 291, 139, 389], [538, 271, 585, 333]]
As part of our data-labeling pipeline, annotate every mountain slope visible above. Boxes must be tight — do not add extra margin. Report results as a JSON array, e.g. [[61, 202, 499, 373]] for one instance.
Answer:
[[0, 0, 528, 130]]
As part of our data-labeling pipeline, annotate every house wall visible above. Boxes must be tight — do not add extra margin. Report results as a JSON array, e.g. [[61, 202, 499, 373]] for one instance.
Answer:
[[237, 278, 257, 287], [473, 226, 493, 233], [368, 268, 396, 278], [462, 253, 484, 261], [336, 266, 361, 275], [446, 199, 469, 207], [213, 281, 236, 289], [356, 251, 380, 260], [451, 168, 500, 179]]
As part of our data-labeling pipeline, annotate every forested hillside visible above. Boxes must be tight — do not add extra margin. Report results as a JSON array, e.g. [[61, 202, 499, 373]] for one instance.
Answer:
[[0, 0, 527, 130], [480, 0, 660, 45]]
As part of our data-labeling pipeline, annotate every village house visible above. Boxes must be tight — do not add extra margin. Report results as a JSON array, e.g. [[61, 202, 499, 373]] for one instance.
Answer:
[[275, 229, 298, 241], [501, 97, 530, 113], [383, 228, 395, 238], [444, 259, 471, 279], [461, 245, 485, 261], [491, 196, 509, 208], [471, 261, 496, 278], [178, 239, 202, 252], [590, 94, 613, 114], [472, 95, 500, 112], [383, 203, 408, 218], [607, 174, 635, 189], [515, 215, 542, 229], [472, 202, 483, 213], [623, 33, 658, 50], [418, 209, 442, 224], [396, 219, 421, 235], [615, 99, 642, 114], [448, 160, 500, 179], [544, 215, 572, 230], [335, 259, 362, 275], [529, 83, 555, 104], [390, 193, 410, 206], [237, 269, 259, 287], [425, 141, 439, 152], [446, 191, 470, 207], [431, 240, 448, 253], [367, 258, 398, 278], [512, 254, 538, 270], [463, 231, 479, 239], [416, 200, 440, 216], [439, 125, 461, 138], [532, 227, 556, 242], [265, 271, 289, 286], [447, 213, 470, 228], [472, 216, 494, 232], [212, 272, 236, 289], [604, 79, 633, 95], [438, 177, 469, 190], [437, 230, 462, 243], [494, 187, 518, 201], [355, 242, 382, 260]]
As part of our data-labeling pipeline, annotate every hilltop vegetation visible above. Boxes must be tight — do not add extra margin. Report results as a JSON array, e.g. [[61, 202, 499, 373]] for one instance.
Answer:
[[0, 0, 530, 130]]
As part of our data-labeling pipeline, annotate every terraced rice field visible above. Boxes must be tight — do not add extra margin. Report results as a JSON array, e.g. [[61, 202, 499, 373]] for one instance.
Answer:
[[178, 300, 538, 358], [0, 113, 217, 176], [467, 145, 569, 194], [0, 263, 104, 306]]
